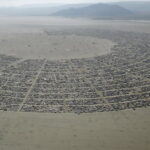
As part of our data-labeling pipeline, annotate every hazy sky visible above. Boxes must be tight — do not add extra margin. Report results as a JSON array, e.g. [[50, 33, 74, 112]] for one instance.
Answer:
[[0, 0, 150, 7]]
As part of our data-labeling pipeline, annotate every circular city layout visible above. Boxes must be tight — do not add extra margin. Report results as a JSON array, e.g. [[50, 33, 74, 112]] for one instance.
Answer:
[[0, 29, 150, 113]]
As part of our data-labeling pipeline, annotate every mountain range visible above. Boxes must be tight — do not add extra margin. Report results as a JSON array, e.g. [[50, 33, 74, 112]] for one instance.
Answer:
[[52, 3, 133, 19], [0, 1, 150, 20]]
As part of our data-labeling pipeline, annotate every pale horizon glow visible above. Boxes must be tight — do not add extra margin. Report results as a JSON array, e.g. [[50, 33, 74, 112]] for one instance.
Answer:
[[0, 0, 150, 7]]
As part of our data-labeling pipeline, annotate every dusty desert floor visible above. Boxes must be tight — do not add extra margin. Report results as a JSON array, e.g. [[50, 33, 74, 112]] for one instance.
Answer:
[[0, 16, 150, 59], [0, 33, 114, 59], [0, 16, 150, 150], [0, 108, 150, 150], [0, 16, 116, 59]]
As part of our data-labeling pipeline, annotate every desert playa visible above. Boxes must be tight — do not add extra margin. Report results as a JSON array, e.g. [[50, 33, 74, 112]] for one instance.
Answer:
[[0, 16, 150, 150], [0, 16, 117, 60], [0, 108, 150, 150], [1, 16, 150, 59]]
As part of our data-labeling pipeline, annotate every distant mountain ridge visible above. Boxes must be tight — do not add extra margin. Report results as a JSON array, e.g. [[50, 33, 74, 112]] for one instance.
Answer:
[[115, 1, 150, 19], [52, 3, 133, 18], [0, 1, 150, 20], [116, 1, 150, 14], [0, 3, 90, 16]]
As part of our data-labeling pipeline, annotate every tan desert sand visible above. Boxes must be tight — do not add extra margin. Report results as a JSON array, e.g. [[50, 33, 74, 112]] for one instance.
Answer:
[[0, 108, 150, 150], [0, 34, 114, 59], [1, 16, 150, 59], [0, 17, 117, 59]]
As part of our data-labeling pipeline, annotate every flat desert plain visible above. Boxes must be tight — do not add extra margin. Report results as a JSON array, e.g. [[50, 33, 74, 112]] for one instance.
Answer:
[[0, 108, 150, 150], [0, 16, 150, 150], [0, 16, 116, 59]]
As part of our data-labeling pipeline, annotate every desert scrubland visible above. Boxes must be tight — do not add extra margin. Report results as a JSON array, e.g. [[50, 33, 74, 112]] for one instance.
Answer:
[[0, 16, 150, 150]]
